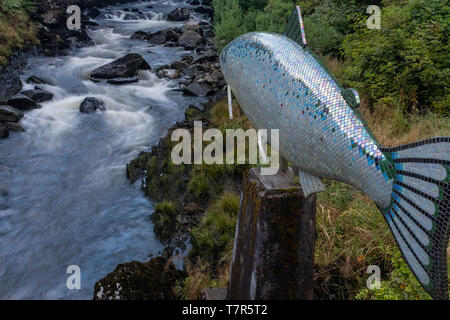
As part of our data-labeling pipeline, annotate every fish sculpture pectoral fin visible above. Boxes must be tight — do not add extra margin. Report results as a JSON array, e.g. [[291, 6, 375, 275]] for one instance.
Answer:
[[380, 137, 450, 300], [299, 170, 325, 198]]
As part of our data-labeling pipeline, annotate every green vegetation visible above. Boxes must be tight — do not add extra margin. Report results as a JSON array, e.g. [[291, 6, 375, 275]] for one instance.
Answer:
[[189, 192, 239, 266], [213, 0, 449, 116], [313, 181, 447, 299], [179, 192, 240, 299], [0, 0, 37, 65], [152, 201, 177, 242]]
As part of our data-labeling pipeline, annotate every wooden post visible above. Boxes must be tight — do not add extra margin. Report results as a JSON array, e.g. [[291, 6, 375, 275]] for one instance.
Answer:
[[227, 167, 316, 300]]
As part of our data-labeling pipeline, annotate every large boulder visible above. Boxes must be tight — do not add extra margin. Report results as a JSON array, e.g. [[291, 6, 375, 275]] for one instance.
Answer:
[[89, 54, 151, 84], [7, 94, 39, 110], [194, 6, 214, 16], [79, 97, 106, 114], [177, 31, 203, 49], [130, 31, 151, 41], [26, 75, 49, 85], [2, 122, 25, 132], [183, 64, 205, 78], [0, 106, 24, 123], [21, 89, 54, 103], [147, 30, 170, 45], [182, 82, 215, 97], [156, 69, 180, 80], [0, 124, 9, 139], [0, 68, 22, 104], [193, 50, 217, 64], [182, 21, 204, 36], [166, 8, 190, 21], [93, 257, 186, 300], [170, 61, 189, 71], [148, 29, 181, 45]]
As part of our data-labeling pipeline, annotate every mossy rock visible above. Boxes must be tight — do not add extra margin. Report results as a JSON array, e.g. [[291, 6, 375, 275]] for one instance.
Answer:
[[152, 202, 177, 242], [126, 152, 151, 184], [94, 257, 186, 300]]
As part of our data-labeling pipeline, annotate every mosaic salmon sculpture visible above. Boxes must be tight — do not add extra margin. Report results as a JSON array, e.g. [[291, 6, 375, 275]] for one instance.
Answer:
[[220, 6, 449, 299]]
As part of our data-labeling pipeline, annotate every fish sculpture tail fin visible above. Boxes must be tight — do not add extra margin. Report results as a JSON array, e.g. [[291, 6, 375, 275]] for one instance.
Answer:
[[380, 137, 450, 300]]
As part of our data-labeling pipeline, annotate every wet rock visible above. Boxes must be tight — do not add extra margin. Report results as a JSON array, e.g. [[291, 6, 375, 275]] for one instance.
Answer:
[[79, 97, 106, 114], [0, 69, 22, 104], [26, 75, 49, 85], [182, 82, 215, 97], [7, 94, 38, 110], [107, 78, 139, 85], [166, 8, 190, 21], [194, 6, 214, 16], [164, 41, 178, 48], [157, 69, 180, 80], [193, 51, 217, 64], [130, 31, 151, 41], [0, 124, 9, 139], [181, 54, 194, 64], [183, 64, 205, 78], [126, 152, 151, 184], [93, 257, 185, 300], [178, 31, 204, 49], [0, 106, 24, 123], [21, 89, 53, 103], [205, 71, 224, 88], [89, 53, 150, 84], [170, 61, 189, 71], [148, 29, 181, 45], [2, 122, 25, 132], [182, 21, 204, 36], [147, 31, 168, 45], [85, 7, 101, 19]]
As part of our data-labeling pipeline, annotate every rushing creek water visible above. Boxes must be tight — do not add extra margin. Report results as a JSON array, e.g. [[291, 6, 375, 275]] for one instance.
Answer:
[[0, 0, 207, 299]]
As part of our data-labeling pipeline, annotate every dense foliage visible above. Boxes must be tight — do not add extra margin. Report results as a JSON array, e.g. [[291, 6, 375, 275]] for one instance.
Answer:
[[213, 0, 449, 115]]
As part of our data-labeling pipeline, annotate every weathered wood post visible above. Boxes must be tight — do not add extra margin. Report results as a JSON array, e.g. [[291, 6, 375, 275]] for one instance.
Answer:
[[227, 167, 316, 300]]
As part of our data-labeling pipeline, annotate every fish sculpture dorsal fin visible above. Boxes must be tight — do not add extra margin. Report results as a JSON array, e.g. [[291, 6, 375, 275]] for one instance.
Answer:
[[341, 88, 361, 109], [284, 6, 307, 47]]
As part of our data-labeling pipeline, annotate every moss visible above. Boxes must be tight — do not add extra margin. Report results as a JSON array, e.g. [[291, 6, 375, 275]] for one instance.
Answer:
[[152, 201, 177, 242], [93, 257, 186, 300], [126, 152, 151, 183]]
